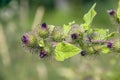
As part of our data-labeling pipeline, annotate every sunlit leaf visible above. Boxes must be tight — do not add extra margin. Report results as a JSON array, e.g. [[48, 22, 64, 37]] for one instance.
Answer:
[[107, 32, 117, 38], [81, 3, 97, 30], [101, 46, 110, 54], [38, 38, 44, 47], [55, 42, 81, 61], [49, 25, 55, 33], [63, 21, 75, 37], [117, 0, 120, 22], [92, 28, 109, 40]]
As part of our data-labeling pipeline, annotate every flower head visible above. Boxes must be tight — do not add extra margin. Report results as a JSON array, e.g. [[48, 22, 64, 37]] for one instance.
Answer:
[[107, 9, 116, 16], [41, 22, 47, 29], [39, 50, 47, 58], [107, 42, 113, 48], [21, 35, 29, 44], [71, 33, 78, 40], [37, 23, 49, 38], [21, 33, 37, 47]]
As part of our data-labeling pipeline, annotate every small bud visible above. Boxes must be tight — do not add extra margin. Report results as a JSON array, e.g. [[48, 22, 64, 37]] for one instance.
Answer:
[[71, 33, 78, 40], [41, 23, 47, 29], [80, 50, 86, 56], [39, 50, 47, 58], [67, 24, 83, 43], [21, 35, 29, 44], [107, 42, 113, 48], [107, 9, 116, 16], [51, 26, 64, 42], [37, 22, 49, 38], [21, 33, 37, 47]]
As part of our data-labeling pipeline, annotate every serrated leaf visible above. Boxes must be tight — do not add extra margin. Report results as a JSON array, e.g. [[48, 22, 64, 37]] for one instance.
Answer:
[[55, 42, 81, 61], [63, 21, 75, 37], [117, 0, 120, 22], [81, 3, 97, 30], [38, 38, 44, 47]]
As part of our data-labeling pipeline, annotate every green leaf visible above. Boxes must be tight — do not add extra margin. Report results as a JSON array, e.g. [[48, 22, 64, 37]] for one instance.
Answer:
[[117, 0, 120, 22], [38, 38, 44, 47], [101, 46, 110, 54], [63, 21, 75, 37], [49, 25, 55, 33], [55, 42, 81, 61], [114, 40, 120, 51], [107, 32, 117, 38], [92, 28, 109, 40], [81, 3, 97, 30]]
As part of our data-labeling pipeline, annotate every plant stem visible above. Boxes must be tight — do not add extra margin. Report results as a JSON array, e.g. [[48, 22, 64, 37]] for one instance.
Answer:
[[87, 36, 97, 54], [91, 40, 109, 43], [78, 40, 84, 49]]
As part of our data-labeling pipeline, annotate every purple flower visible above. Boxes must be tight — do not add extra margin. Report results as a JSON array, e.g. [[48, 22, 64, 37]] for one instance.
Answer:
[[41, 23, 47, 29], [80, 50, 86, 56], [71, 33, 78, 39], [107, 9, 116, 16], [21, 35, 29, 44], [39, 50, 47, 58], [107, 42, 113, 48]]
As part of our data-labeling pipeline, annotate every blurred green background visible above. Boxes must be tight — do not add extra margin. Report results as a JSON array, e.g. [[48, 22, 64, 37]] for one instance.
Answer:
[[0, 0, 120, 80]]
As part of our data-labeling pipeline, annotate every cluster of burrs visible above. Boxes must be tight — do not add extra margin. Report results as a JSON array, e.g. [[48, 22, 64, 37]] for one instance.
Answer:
[[21, 2, 120, 61], [21, 22, 120, 59], [21, 22, 87, 58]]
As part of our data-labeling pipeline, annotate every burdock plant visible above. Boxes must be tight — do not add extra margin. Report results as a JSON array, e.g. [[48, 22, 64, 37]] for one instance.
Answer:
[[21, 1, 120, 61]]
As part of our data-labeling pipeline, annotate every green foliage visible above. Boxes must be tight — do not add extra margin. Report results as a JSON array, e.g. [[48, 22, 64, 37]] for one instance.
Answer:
[[21, 1, 120, 61], [81, 3, 97, 30], [101, 45, 110, 54], [55, 42, 81, 61], [63, 21, 75, 37], [92, 28, 109, 40], [38, 38, 45, 47], [107, 32, 117, 38], [117, 0, 120, 22], [49, 25, 55, 33]]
